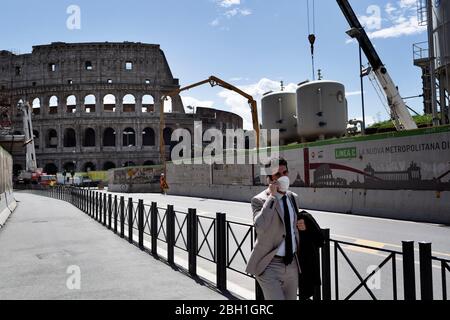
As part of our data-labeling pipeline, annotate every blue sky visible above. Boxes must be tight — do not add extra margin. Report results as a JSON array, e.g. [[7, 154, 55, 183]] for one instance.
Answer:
[[0, 0, 428, 129]]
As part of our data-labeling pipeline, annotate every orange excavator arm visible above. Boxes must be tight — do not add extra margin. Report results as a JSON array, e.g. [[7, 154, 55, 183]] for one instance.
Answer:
[[159, 76, 260, 170]]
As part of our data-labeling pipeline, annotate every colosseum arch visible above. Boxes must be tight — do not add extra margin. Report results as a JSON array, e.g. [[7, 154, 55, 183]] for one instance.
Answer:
[[44, 163, 58, 175], [32, 98, 41, 115], [163, 127, 173, 146], [164, 96, 173, 113], [143, 160, 155, 166], [103, 127, 116, 147], [142, 94, 155, 113], [33, 130, 40, 149], [83, 128, 96, 147], [63, 162, 76, 172], [83, 162, 96, 172], [123, 128, 136, 147], [63, 128, 77, 148], [66, 95, 77, 114], [84, 94, 96, 113], [13, 164, 23, 177], [49, 96, 58, 114], [123, 161, 136, 167], [142, 127, 155, 146], [103, 94, 116, 112], [123, 94, 136, 113], [103, 161, 116, 170], [46, 129, 58, 148]]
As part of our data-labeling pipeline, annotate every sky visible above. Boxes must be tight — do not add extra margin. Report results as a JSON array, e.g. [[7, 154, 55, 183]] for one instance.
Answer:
[[0, 0, 429, 129]]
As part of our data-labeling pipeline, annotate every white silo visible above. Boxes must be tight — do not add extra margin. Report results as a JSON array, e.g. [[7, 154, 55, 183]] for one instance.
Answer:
[[432, 0, 450, 123], [261, 91, 299, 145], [296, 80, 348, 141]]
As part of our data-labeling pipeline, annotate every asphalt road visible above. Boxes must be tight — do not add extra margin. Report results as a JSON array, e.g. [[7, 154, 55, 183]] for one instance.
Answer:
[[95, 188, 450, 300]]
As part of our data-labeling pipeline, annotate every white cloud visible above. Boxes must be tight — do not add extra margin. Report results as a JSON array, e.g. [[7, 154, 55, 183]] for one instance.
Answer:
[[211, 0, 252, 28], [368, 16, 425, 39], [181, 96, 215, 113], [225, 8, 252, 18], [240, 9, 252, 16], [225, 8, 239, 18], [219, 0, 240, 8], [210, 18, 220, 27]]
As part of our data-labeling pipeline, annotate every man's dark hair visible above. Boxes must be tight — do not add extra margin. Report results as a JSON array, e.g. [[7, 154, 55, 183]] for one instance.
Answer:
[[264, 156, 288, 180]]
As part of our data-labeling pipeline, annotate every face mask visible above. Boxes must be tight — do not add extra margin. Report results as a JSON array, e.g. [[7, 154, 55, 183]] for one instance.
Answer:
[[277, 176, 290, 193]]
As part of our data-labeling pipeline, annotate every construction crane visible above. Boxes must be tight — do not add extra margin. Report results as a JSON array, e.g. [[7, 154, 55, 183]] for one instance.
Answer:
[[17, 101, 38, 182], [337, 0, 418, 131], [159, 76, 260, 171]]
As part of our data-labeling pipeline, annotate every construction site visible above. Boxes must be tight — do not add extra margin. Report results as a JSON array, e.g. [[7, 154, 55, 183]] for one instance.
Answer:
[[1, 0, 449, 223]]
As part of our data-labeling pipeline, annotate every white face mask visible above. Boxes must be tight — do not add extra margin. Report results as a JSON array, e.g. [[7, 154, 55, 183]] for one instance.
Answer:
[[277, 176, 290, 193]]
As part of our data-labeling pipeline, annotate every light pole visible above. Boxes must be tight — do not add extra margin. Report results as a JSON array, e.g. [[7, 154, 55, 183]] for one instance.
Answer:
[[346, 27, 369, 135]]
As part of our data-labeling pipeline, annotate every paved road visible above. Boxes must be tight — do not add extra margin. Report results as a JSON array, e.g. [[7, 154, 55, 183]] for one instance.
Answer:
[[0, 192, 228, 300], [98, 189, 450, 258], [95, 189, 450, 300]]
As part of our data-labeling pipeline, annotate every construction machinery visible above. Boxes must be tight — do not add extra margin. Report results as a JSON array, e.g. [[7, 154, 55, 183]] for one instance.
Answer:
[[337, 0, 418, 131], [16, 100, 39, 183], [159, 76, 260, 170]]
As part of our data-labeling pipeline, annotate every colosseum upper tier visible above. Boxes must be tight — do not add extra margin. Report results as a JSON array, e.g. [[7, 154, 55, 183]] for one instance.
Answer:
[[0, 42, 243, 175]]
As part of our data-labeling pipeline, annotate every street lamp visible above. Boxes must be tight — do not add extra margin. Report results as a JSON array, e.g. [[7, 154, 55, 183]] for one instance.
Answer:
[[346, 27, 368, 135]]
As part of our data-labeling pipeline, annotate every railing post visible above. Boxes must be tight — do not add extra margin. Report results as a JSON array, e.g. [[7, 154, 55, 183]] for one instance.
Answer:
[[114, 195, 118, 234], [90, 191, 93, 217], [402, 241, 416, 300], [120, 196, 125, 238], [167, 205, 175, 265], [84, 189, 87, 213], [99, 193, 103, 224], [216, 212, 227, 291], [419, 242, 433, 300], [103, 193, 107, 227], [138, 199, 144, 250], [108, 194, 112, 230], [321, 228, 332, 300], [151, 202, 158, 256], [128, 198, 133, 243], [188, 208, 198, 277], [96, 192, 99, 221]]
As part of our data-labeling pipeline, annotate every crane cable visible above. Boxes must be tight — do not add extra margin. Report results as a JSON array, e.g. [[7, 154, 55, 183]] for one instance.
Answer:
[[307, 0, 316, 81]]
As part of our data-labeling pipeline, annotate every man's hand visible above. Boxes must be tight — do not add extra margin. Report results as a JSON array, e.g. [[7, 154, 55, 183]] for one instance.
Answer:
[[297, 219, 306, 231], [268, 181, 278, 196]]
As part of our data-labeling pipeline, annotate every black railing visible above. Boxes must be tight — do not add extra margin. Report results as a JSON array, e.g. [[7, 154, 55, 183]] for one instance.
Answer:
[[23, 185, 449, 301]]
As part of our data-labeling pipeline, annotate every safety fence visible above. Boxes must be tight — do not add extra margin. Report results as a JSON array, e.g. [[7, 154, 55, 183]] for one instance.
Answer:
[[24, 185, 449, 300]]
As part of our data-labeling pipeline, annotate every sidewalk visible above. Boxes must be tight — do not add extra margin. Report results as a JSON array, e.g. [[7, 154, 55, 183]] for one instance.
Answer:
[[0, 192, 228, 300]]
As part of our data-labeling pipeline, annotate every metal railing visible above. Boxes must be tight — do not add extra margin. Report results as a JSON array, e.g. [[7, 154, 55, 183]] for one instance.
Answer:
[[23, 185, 449, 301]]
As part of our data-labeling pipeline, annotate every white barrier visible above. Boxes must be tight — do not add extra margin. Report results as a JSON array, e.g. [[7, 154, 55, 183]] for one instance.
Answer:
[[0, 146, 16, 227]]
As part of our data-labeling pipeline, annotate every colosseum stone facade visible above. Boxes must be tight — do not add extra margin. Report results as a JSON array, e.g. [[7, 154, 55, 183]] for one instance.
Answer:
[[0, 42, 243, 175]]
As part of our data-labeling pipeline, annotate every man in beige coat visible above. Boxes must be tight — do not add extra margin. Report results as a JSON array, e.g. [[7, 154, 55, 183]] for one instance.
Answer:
[[246, 157, 306, 300]]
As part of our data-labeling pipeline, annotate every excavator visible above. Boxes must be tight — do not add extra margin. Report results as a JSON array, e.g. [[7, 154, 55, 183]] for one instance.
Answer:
[[159, 76, 260, 171]]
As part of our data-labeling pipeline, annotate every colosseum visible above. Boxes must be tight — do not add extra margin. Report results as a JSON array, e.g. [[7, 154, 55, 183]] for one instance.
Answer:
[[0, 42, 243, 176]]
